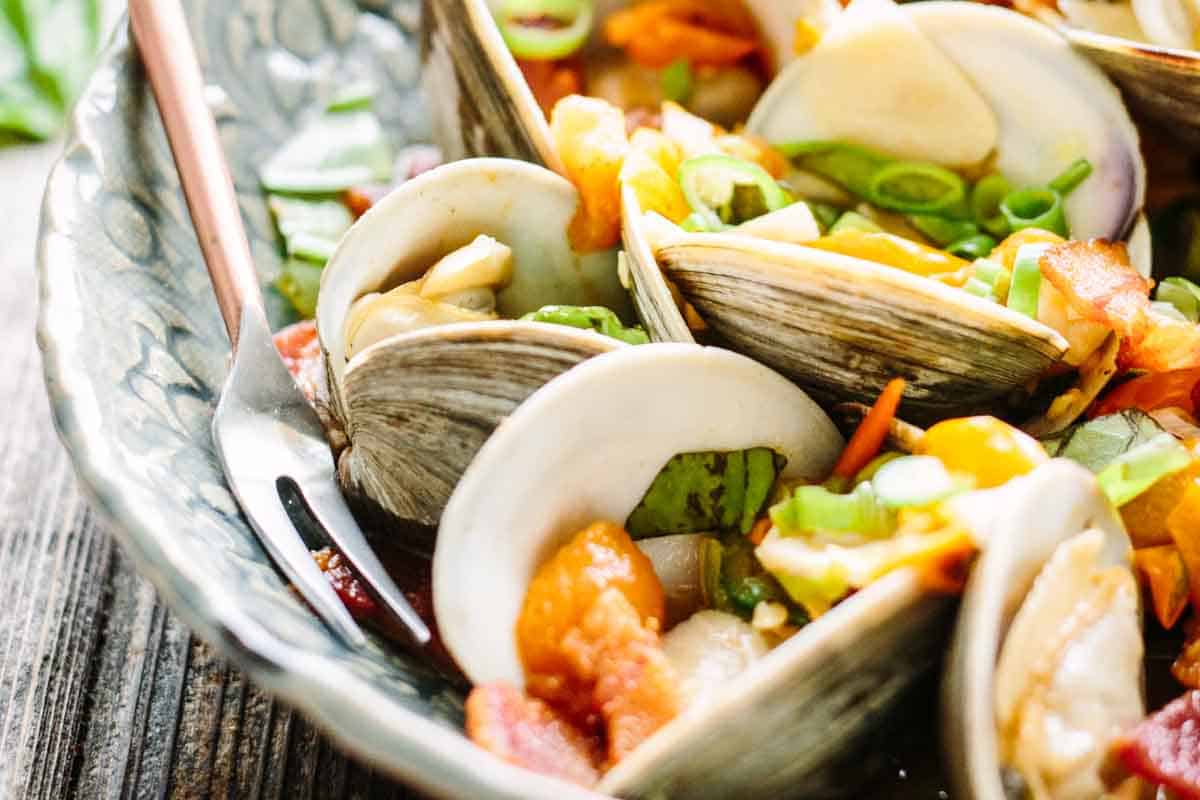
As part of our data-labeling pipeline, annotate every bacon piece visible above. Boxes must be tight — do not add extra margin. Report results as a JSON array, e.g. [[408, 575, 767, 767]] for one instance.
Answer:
[[1114, 690, 1200, 799], [561, 588, 681, 765], [466, 682, 602, 787], [272, 320, 326, 404], [1040, 240, 1200, 371], [1039, 240, 1152, 347]]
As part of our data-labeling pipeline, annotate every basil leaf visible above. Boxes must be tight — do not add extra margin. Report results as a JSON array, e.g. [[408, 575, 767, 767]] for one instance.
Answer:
[[626, 448, 786, 538]]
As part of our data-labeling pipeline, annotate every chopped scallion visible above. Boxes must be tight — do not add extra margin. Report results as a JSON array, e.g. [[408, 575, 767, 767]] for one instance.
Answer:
[[1006, 243, 1047, 318], [871, 455, 965, 509], [769, 482, 895, 539], [829, 211, 883, 235], [522, 305, 650, 345], [1096, 433, 1193, 507], [971, 174, 1012, 238], [867, 161, 967, 215], [1156, 276, 1200, 323], [496, 0, 594, 60], [948, 233, 997, 260], [1047, 158, 1094, 196], [909, 214, 978, 247], [678, 154, 791, 231], [661, 59, 693, 104], [1000, 187, 1067, 237]]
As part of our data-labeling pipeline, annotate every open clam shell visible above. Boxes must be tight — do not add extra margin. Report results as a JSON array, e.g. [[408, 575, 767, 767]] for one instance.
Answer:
[[316, 158, 630, 544], [419, 0, 792, 171], [434, 343, 961, 798], [942, 459, 1143, 800], [623, 0, 1144, 420]]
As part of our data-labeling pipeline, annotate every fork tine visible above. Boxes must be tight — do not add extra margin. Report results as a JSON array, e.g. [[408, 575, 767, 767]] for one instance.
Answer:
[[294, 477, 433, 646]]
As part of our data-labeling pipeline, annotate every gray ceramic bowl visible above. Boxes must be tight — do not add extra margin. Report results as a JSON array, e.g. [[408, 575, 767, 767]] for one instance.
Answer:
[[36, 2, 948, 797], [36, 2, 603, 797]]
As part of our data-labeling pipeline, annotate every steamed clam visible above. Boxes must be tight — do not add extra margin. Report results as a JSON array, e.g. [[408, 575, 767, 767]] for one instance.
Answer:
[[619, 0, 1146, 421], [433, 343, 1115, 796], [315, 157, 635, 542], [943, 459, 1144, 800]]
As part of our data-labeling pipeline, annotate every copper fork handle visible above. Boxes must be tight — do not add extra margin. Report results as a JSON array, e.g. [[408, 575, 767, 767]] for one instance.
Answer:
[[129, 0, 262, 350]]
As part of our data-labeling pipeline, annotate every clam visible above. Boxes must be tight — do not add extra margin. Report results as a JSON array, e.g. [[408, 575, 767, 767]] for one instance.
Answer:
[[943, 458, 1144, 800], [622, 0, 1146, 420], [315, 157, 632, 544], [419, 0, 798, 170], [1041, 0, 1200, 140], [433, 344, 1106, 797]]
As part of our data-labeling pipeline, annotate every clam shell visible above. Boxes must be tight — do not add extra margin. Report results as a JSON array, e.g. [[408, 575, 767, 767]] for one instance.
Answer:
[[434, 343, 957, 797], [942, 459, 1137, 800], [630, 225, 1069, 421], [316, 158, 629, 541]]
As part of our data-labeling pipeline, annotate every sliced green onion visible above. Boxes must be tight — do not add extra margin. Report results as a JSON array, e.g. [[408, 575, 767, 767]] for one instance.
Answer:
[[1047, 158, 1094, 196], [260, 108, 393, 193], [680, 211, 712, 232], [871, 456, 966, 509], [326, 80, 376, 112], [970, 257, 1010, 302], [1000, 187, 1067, 237], [776, 140, 892, 200], [274, 258, 324, 319], [267, 196, 354, 262], [948, 234, 997, 260], [808, 202, 842, 233], [522, 305, 650, 345], [1156, 276, 1200, 323], [1007, 243, 1047, 318], [829, 211, 883, 235], [867, 161, 967, 215], [661, 58, 693, 104], [496, 0, 594, 60], [964, 276, 996, 299], [678, 154, 791, 231], [909, 214, 979, 247], [1096, 433, 1193, 507], [769, 482, 895, 539], [1054, 409, 1166, 473], [971, 174, 1013, 238], [851, 451, 904, 486]]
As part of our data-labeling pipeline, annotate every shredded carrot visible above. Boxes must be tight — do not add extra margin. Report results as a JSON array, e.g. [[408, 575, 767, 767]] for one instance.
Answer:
[[747, 517, 771, 546], [833, 378, 906, 479], [1134, 545, 1192, 629]]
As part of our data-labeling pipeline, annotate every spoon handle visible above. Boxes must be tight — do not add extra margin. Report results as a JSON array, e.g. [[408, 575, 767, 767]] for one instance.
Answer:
[[129, 0, 262, 350]]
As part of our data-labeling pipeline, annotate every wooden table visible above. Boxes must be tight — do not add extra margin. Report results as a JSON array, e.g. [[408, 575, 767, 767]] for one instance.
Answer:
[[0, 138, 421, 798]]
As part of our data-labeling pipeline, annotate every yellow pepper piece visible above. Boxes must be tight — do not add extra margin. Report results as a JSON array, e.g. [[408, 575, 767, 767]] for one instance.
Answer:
[[1122, 459, 1200, 549], [1133, 545, 1190, 629], [620, 128, 691, 223], [550, 95, 629, 253], [806, 230, 971, 279], [1167, 478, 1200, 615], [916, 416, 1048, 489], [793, 20, 821, 56], [989, 228, 1065, 273]]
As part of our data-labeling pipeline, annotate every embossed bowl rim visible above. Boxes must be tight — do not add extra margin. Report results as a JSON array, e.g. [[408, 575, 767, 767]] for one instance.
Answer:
[[36, 11, 604, 800]]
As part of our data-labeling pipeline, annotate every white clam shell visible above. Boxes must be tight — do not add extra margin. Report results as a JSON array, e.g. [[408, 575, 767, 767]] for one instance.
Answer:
[[434, 344, 960, 797], [316, 158, 630, 539], [942, 459, 1141, 800]]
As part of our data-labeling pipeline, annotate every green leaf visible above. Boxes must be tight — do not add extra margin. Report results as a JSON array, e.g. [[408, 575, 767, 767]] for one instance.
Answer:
[[1156, 277, 1200, 323], [1052, 409, 1166, 473], [625, 448, 786, 538], [521, 305, 650, 345], [260, 107, 393, 193], [769, 482, 895, 539]]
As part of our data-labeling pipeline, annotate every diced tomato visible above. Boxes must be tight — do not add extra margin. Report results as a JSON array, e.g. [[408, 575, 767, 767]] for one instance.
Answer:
[[272, 320, 325, 403], [1114, 690, 1200, 799], [466, 683, 602, 787], [311, 546, 379, 619]]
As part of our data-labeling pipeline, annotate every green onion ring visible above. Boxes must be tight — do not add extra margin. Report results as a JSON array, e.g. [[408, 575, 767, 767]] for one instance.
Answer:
[[866, 161, 967, 214], [497, 0, 594, 61], [1047, 158, 1094, 196], [970, 174, 1012, 238], [1000, 187, 1067, 237]]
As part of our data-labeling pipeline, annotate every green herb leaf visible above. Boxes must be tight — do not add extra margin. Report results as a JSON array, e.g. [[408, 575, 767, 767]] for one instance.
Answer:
[[521, 305, 650, 345], [626, 448, 787, 538], [268, 195, 354, 263], [1156, 277, 1200, 323]]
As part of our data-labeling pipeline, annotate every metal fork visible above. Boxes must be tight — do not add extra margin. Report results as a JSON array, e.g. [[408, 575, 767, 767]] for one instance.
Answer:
[[129, 0, 431, 648]]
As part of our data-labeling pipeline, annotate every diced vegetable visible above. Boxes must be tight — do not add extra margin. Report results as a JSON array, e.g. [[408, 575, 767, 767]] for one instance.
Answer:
[[769, 483, 895, 539], [1123, 461, 1200, 549], [274, 258, 324, 319], [496, 0, 593, 61], [1046, 157, 1094, 196], [677, 154, 791, 231], [1168, 479, 1200, 614], [1053, 409, 1166, 473], [1096, 433, 1192, 507], [1133, 545, 1191, 629], [947, 234, 996, 261], [620, 128, 690, 224], [970, 174, 1013, 238], [660, 58, 693, 104], [260, 107, 393, 193], [603, 0, 760, 70], [522, 305, 649, 344], [828, 211, 883, 235], [626, 448, 786, 538], [1092, 368, 1200, 418], [832, 378, 906, 479], [1005, 243, 1046, 318], [267, 196, 354, 262], [706, 534, 800, 623], [550, 95, 629, 252], [909, 214, 979, 248], [1000, 187, 1067, 238], [807, 230, 970, 279], [778, 140, 892, 202], [871, 455, 966, 509], [866, 161, 967, 215], [917, 416, 1048, 488], [1157, 277, 1200, 323]]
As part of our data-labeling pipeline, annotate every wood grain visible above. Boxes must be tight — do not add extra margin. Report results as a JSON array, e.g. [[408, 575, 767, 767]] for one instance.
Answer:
[[0, 142, 419, 799]]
